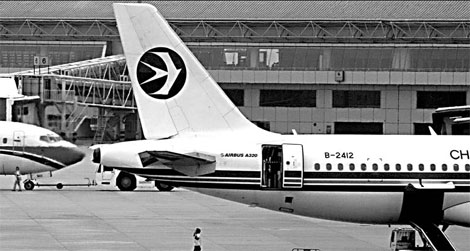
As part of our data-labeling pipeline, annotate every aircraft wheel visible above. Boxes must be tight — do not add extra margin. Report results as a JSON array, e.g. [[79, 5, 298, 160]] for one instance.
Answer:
[[24, 180, 35, 190], [116, 172, 136, 191], [155, 181, 174, 192]]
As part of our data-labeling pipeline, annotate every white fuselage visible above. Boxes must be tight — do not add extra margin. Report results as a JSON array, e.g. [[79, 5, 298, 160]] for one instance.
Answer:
[[98, 132, 470, 226], [0, 121, 85, 175]]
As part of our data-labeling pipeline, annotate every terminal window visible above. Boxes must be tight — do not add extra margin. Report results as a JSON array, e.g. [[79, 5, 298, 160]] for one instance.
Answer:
[[223, 89, 244, 106], [332, 90, 381, 108], [188, 45, 469, 72], [416, 91, 467, 109], [253, 121, 270, 131], [0, 42, 105, 68], [334, 122, 383, 134], [414, 123, 434, 135], [259, 90, 316, 107]]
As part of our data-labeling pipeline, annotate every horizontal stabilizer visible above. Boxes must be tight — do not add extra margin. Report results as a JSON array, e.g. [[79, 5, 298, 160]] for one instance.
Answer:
[[141, 151, 216, 176]]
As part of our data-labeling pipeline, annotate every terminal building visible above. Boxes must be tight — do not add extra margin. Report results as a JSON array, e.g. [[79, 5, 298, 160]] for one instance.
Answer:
[[0, 1, 469, 141]]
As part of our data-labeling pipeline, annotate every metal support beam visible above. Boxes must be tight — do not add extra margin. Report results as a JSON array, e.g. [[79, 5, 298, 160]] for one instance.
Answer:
[[1, 19, 469, 43]]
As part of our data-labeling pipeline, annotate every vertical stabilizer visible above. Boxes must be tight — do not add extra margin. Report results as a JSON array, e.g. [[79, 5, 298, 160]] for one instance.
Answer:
[[113, 3, 262, 139]]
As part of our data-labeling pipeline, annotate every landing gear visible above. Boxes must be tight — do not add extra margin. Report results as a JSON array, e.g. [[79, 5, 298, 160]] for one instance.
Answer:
[[23, 180, 35, 190], [155, 181, 174, 191], [116, 172, 137, 191]]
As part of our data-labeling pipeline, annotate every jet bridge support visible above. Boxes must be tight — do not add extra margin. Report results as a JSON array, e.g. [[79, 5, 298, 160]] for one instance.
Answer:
[[92, 108, 139, 144], [410, 221, 456, 251]]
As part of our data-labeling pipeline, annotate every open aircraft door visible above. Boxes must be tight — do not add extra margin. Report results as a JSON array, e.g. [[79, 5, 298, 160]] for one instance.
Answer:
[[282, 144, 303, 188]]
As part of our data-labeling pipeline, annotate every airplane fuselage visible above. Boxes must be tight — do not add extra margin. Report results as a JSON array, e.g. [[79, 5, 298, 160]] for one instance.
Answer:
[[107, 3, 470, 248], [0, 121, 85, 176], [99, 133, 470, 226]]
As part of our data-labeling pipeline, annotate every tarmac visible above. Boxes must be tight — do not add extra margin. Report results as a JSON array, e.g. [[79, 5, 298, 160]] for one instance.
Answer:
[[1, 145, 469, 251]]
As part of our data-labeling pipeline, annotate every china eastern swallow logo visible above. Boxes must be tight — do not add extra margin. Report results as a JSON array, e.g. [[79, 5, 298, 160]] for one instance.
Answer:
[[136, 47, 187, 99]]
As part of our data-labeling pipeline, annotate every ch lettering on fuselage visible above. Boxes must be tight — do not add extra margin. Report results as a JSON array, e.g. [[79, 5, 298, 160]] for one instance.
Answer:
[[450, 150, 470, 160]]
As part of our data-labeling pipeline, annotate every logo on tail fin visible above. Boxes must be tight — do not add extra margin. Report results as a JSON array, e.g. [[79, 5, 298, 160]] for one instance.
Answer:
[[137, 47, 186, 99]]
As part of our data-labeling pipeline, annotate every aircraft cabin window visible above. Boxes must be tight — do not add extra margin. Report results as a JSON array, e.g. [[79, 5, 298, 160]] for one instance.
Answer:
[[453, 164, 459, 171], [48, 135, 62, 142], [407, 164, 413, 171], [418, 164, 424, 171], [361, 163, 366, 171], [442, 164, 448, 171], [372, 163, 378, 171], [326, 163, 332, 171], [53, 136, 61, 142], [395, 164, 401, 171], [349, 163, 355, 171], [338, 163, 344, 171], [2, 138, 6, 144], [465, 164, 470, 171], [314, 163, 320, 171], [384, 164, 390, 171], [41, 135, 63, 143], [430, 164, 436, 171]]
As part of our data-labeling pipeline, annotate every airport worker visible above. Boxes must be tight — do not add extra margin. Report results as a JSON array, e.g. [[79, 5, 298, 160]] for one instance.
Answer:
[[193, 227, 202, 251], [12, 167, 22, 191]]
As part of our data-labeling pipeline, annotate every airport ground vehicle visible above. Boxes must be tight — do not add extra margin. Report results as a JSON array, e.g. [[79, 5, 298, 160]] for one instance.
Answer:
[[95, 164, 173, 191], [390, 228, 432, 251]]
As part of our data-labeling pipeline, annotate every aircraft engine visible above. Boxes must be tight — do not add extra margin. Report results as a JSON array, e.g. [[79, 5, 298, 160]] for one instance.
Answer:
[[91, 143, 143, 169]]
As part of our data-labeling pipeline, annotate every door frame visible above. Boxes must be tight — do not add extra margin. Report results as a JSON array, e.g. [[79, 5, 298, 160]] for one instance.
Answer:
[[12, 130, 25, 150], [281, 143, 304, 188], [261, 144, 304, 189]]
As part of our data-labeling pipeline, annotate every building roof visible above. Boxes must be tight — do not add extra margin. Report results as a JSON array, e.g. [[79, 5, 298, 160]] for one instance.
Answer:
[[0, 1, 469, 21]]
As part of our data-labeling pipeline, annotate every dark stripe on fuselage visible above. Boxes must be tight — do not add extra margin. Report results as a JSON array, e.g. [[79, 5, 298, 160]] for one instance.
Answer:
[[114, 167, 470, 180], [147, 179, 470, 192], [304, 172, 470, 180], [0, 147, 84, 169], [114, 167, 470, 192]]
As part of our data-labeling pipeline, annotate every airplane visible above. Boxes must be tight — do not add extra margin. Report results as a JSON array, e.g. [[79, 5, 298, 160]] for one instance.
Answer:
[[0, 121, 86, 190], [91, 3, 470, 250]]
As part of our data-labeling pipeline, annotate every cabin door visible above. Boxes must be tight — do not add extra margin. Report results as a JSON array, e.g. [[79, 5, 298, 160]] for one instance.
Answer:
[[282, 144, 303, 188], [261, 145, 282, 188], [261, 144, 303, 189]]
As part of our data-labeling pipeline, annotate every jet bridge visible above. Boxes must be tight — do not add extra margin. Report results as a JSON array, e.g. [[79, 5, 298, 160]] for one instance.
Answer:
[[13, 55, 140, 144], [432, 106, 470, 135]]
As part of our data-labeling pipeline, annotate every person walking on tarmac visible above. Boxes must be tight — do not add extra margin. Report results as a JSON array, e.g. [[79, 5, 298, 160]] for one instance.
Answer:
[[12, 167, 22, 191], [193, 227, 202, 251]]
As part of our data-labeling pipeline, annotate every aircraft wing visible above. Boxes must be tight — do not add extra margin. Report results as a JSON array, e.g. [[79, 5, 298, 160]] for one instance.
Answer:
[[139, 151, 216, 176]]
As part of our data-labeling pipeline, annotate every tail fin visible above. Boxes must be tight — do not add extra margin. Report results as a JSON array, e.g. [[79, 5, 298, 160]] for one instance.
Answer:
[[113, 3, 261, 139]]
